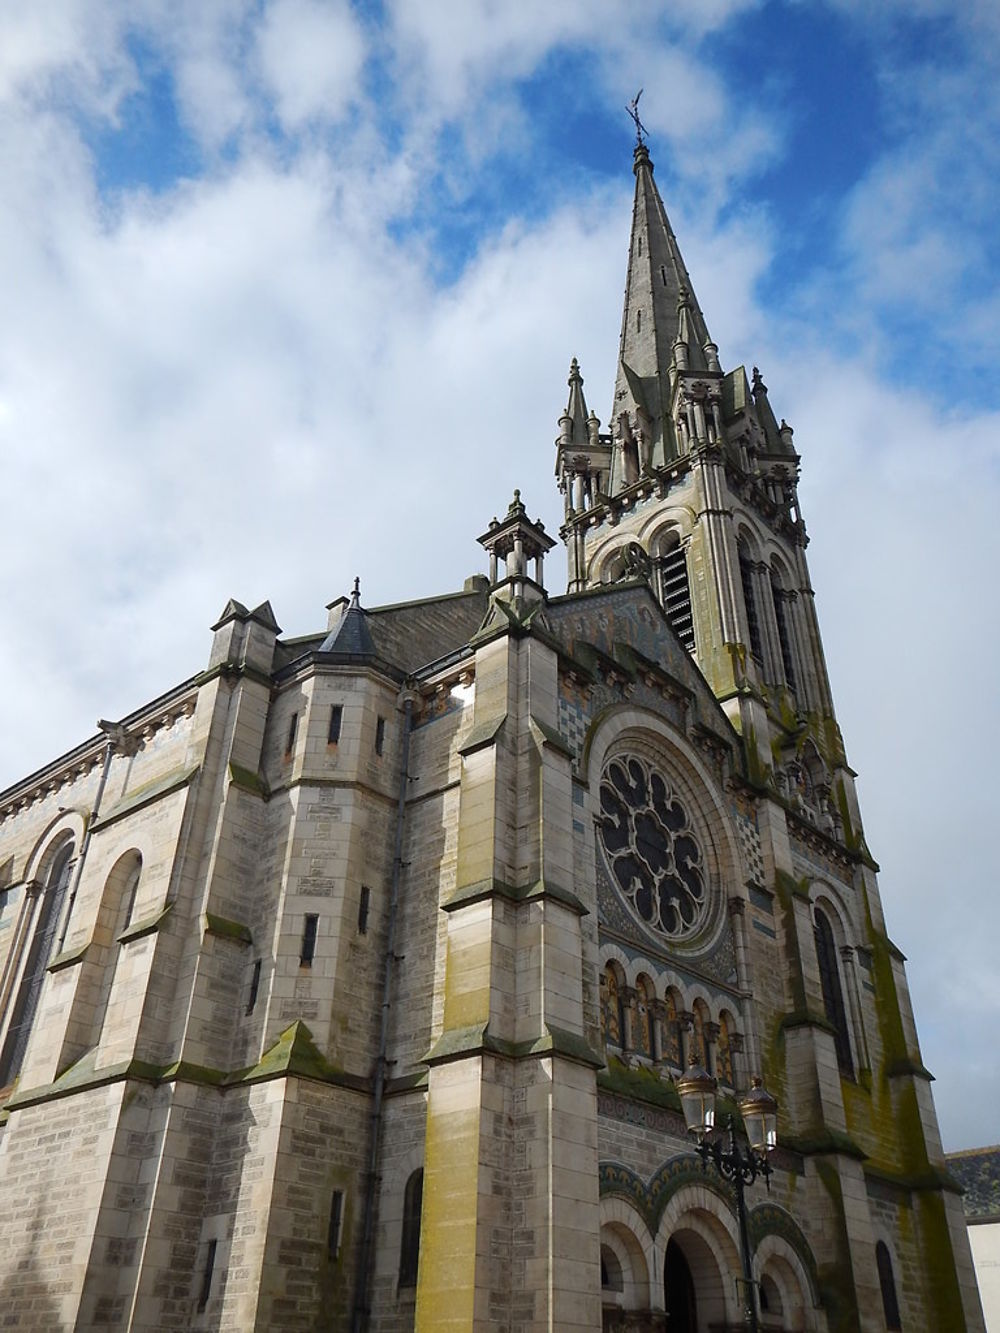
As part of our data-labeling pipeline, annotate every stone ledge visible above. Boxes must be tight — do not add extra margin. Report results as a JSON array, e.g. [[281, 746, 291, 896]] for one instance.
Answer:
[[442, 876, 588, 916]]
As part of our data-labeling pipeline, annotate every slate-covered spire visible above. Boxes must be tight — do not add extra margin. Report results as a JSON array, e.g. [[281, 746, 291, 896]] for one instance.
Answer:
[[610, 142, 718, 487], [320, 577, 376, 656]]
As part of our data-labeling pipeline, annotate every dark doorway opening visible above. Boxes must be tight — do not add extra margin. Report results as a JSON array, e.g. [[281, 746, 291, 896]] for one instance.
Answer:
[[664, 1236, 697, 1333]]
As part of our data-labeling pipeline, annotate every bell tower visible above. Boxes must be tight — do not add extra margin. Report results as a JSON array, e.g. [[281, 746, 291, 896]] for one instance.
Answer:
[[557, 138, 838, 778]]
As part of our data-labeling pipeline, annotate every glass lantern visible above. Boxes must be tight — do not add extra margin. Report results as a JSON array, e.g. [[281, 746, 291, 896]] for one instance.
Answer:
[[739, 1077, 778, 1154], [676, 1060, 717, 1138]]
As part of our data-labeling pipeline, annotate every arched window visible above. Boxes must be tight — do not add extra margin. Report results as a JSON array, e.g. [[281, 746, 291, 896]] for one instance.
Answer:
[[876, 1241, 902, 1329], [814, 908, 853, 1077], [635, 975, 654, 1058], [0, 840, 75, 1086], [662, 990, 682, 1068], [738, 540, 764, 661], [658, 538, 695, 652], [692, 1001, 709, 1071], [717, 1011, 734, 1086], [770, 567, 798, 693], [398, 1169, 423, 1288], [601, 964, 625, 1048]]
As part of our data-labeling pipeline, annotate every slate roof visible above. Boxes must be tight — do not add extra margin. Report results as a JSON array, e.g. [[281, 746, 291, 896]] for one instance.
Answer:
[[946, 1147, 1000, 1220], [273, 583, 490, 678]]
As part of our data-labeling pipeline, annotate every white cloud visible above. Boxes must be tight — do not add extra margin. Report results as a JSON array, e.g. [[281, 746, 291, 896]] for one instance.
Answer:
[[256, 0, 367, 131]]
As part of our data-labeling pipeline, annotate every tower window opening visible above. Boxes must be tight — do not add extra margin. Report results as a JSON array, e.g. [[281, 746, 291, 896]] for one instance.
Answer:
[[815, 908, 854, 1077], [876, 1241, 902, 1329], [637, 235, 643, 256], [358, 886, 370, 935], [375, 716, 385, 756], [285, 712, 298, 757], [121, 862, 141, 932], [328, 705, 343, 744], [246, 958, 262, 1014], [661, 264, 668, 286], [300, 914, 319, 967], [772, 579, 798, 693], [197, 1238, 217, 1313], [738, 546, 764, 661], [399, 1169, 424, 1287], [636, 309, 642, 333], [327, 1190, 344, 1260], [660, 544, 695, 652]]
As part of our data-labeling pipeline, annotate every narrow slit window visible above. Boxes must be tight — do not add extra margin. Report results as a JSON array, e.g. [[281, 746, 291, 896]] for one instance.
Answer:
[[876, 1241, 902, 1330], [637, 235, 643, 256], [285, 712, 298, 757], [636, 309, 641, 333], [246, 958, 262, 1014], [358, 886, 370, 935], [121, 863, 141, 932], [375, 716, 385, 756], [197, 1238, 217, 1313], [328, 705, 343, 744], [398, 1169, 424, 1287], [327, 1190, 344, 1260], [301, 914, 318, 966], [661, 264, 668, 286]]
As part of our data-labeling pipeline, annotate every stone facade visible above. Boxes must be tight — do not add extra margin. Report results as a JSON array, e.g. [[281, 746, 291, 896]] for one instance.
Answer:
[[0, 141, 985, 1331]]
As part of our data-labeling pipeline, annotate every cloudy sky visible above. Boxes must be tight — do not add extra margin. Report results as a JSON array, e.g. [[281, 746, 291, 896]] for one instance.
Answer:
[[1, 0, 998, 1151]]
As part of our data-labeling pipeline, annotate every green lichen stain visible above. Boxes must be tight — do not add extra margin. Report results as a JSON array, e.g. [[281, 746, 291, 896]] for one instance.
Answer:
[[813, 1159, 861, 1333]]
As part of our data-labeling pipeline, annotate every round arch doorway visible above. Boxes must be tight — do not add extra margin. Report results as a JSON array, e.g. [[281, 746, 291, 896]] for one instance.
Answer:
[[664, 1237, 697, 1333]]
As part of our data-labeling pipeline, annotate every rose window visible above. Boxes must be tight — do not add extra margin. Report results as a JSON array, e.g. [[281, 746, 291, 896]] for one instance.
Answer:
[[597, 755, 707, 940]]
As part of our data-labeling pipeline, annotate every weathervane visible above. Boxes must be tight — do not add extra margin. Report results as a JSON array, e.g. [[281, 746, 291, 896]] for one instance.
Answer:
[[627, 88, 646, 145]]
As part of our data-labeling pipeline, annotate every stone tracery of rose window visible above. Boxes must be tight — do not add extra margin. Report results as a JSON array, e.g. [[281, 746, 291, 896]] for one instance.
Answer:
[[597, 754, 708, 941]]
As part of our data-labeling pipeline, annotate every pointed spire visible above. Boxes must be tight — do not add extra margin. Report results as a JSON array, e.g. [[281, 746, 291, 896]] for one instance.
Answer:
[[320, 577, 376, 656], [610, 142, 718, 487], [559, 358, 590, 447], [555, 358, 611, 518]]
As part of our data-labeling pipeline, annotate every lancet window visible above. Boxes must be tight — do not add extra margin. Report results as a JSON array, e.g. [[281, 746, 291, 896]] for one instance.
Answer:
[[0, 839, 75, 1087], [738, 541, 764, 661], [601, 963, 625, 1047], [814, 907, 854, 1077], [634, 974, 654, 1058]]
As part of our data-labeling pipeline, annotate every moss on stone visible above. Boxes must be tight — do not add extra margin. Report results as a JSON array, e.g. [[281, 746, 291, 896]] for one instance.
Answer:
[[204, 913, 253, 946], [228, 761, 268, 797]]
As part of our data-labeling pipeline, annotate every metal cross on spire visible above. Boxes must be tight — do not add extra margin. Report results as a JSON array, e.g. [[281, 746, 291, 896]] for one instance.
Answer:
[[627, 89, 646, 145]]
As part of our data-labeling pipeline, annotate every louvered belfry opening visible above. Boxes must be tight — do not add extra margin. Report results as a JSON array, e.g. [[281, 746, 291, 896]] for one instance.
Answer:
[[660, 544, 695, 652]]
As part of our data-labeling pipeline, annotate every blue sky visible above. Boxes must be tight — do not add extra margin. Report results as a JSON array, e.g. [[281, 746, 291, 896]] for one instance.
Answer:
[[1, 0, 998, 1154]]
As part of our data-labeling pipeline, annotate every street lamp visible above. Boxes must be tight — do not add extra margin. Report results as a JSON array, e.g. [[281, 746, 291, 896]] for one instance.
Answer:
[[675, 1061, 778, 1333]]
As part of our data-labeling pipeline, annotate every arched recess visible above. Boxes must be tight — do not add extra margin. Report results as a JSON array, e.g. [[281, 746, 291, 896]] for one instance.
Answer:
[[63, 850, 144, 1069], [600, 1214, 653, 1320], [656, 1183, 744, 1333], [750, 1204, 822, 1330]]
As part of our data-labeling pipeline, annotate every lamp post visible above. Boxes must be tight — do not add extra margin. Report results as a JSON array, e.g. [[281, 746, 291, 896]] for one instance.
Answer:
[[675, 1062, 778, 1333]]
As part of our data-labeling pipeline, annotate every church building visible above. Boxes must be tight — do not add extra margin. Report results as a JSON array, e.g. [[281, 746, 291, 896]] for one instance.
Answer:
[[0, 139, 985, 1332]]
